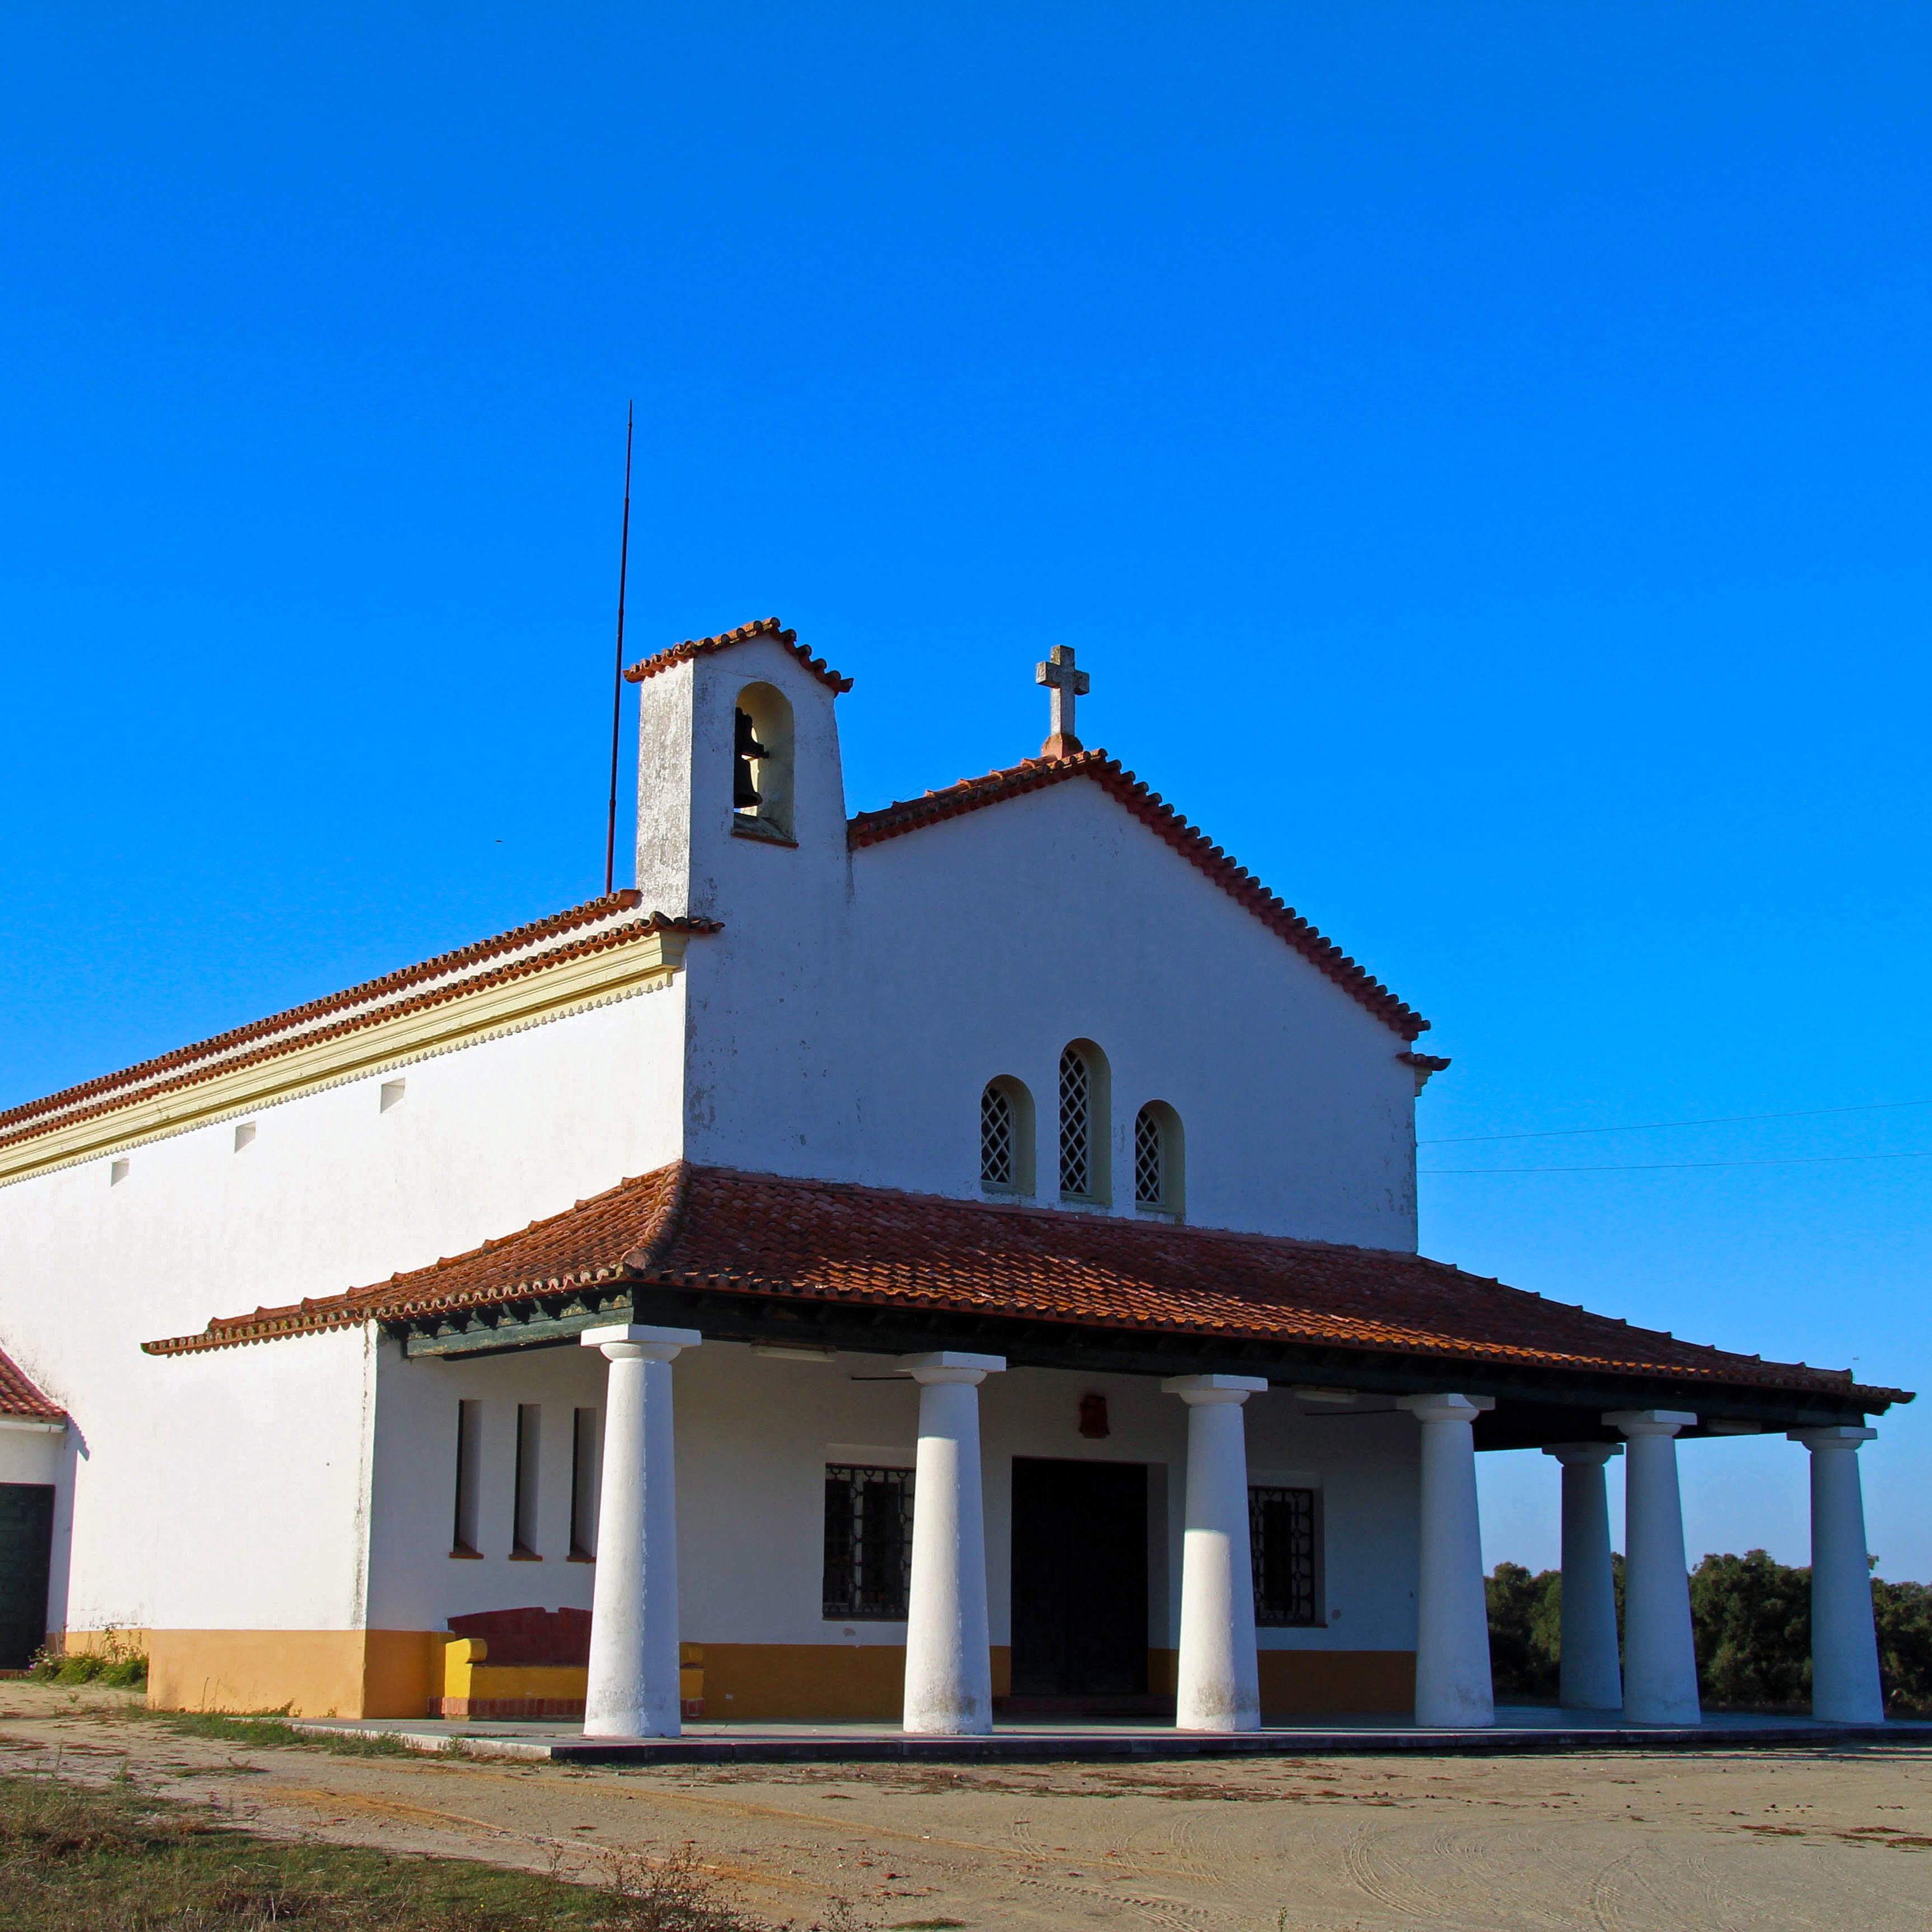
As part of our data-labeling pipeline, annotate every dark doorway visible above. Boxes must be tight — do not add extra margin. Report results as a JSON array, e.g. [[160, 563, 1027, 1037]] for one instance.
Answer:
[[1008, 1458, 1148, 1700], [0, 1486, 54, 1670]]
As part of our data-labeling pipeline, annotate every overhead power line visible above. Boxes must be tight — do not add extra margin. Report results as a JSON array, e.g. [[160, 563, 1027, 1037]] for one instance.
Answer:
[[1423, 1149, 1932, 1176], [1421, 1098, 1932, 1147]]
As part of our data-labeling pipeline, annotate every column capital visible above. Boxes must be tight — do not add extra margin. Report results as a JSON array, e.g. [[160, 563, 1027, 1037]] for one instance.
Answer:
[[894, 1351, 1005, 1385], [1399, 1393, 1493, 1423], [1789, 1426, 1877, 1448], [1543, 1442, 1623, 1466], [1604, 1408, 1697, 1437], [1162, 1374, 1267, 1405], [581, 1324, 701, 1362]]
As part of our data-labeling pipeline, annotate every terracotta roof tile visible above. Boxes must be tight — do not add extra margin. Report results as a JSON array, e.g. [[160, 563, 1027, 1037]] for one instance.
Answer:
[[142, 1166, 1910, 1417], [624, 617, 853, 694], [0, 896, 719, 1157], [0, 1348, 64, 1422], [850, 753, 1429, 1042]]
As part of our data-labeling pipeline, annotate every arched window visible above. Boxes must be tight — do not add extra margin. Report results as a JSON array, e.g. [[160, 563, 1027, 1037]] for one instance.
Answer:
[[732, 682, 796, 842], [1134, 1101, 1184, 1219], [1057, 1041, 1111, 1204], [979, 1077, 1035, 1195]]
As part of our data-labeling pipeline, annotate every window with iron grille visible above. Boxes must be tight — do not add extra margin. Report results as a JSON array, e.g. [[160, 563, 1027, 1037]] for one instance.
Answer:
[[1058, 1047, 1091, 1197], [1250, 1485, 1319, 1626], [981, 1082, 1015, 1188], [823, 1465, 914, 1620], [1134, 1105, 1165, 1208]]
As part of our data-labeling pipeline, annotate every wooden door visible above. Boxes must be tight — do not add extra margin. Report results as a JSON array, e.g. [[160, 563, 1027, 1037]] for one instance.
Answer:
[[0, 1485, 54, 1670], [1008, 1458, 1148, 1697]]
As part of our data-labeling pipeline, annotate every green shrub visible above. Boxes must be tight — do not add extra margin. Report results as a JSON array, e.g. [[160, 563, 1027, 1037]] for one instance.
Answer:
[[1874, 1577, 1932, 1715], [1689, 1550, 1810, 1710], [1486, 1551, 1932, 1717], [1485, 1562, 1562, 1701]]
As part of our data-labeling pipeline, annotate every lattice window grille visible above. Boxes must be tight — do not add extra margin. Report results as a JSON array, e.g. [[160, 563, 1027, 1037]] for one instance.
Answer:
[[1058, 1048, 1091, 1197], [823, 1465, 915, 1621], [981, 1083, 1015, 1187], [1250, 1485, 1318, 1627], [1134, 1107, 1165, 1207]]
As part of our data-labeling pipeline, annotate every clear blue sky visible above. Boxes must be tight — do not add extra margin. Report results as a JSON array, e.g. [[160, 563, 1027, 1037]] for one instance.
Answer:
[[4, 4, 1928, 1576]]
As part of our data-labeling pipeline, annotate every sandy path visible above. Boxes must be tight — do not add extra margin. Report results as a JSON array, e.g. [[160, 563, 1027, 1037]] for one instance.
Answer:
[[2, 1687, 1929, 1929]]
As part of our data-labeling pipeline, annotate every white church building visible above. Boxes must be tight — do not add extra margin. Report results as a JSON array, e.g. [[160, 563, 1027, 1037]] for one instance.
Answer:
[[0, 619, 1909, 1736]]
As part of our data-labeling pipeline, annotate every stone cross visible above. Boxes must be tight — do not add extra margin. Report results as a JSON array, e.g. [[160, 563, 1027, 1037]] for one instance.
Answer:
[[1035, 646, 1090, 759]]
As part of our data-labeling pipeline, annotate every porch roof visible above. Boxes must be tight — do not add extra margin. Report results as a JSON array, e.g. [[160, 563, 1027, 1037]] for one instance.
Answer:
[[143, 1163, 1908, 1428]]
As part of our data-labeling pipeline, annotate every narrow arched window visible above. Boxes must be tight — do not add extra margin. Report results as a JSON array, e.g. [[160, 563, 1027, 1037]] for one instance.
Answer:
[[1059, 1049, 1090, 1196], [1057, 1041, 1110, 1204], [980, 1077, 1035, 1195], [1134, 1101, 1184, 1218], [982, 1085, 1015, 1186]]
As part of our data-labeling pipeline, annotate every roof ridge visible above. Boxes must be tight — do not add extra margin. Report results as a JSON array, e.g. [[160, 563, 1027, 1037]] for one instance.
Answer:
[[623, 617, 853, 694], [848, 752, 1428, 1040], [0, 897, 718, 1150]]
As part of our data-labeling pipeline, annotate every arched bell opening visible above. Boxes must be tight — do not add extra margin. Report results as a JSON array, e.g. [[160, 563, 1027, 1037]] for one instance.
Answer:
[[732, 682, 796, 842]]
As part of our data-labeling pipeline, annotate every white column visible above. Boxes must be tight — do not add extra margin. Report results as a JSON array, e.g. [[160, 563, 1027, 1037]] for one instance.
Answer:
[[898, 1351, 1005, 1735], [1790, 1426, 1884, 1723], [1162, 1374, 1266, 1732], [579, 1323, 700, 1739], [1606, 1409, 1699, 1725], [1399, 1394, 1494, 1727], [1542, 1443, 1623, 1711]]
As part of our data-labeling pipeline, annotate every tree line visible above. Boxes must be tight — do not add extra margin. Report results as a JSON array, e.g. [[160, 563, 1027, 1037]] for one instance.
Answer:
[[1486, 1551, 1932, 1714]]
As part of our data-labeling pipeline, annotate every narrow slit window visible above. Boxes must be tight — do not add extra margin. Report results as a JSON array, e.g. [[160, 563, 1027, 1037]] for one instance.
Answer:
[[1058, 1047, 1091, 1198], [570, 1408, 599, 1560], [512, 1403, 541, 1557], [823, 1465, 913, 1620], [451, 1400, 482, 1556], [1250, 1485, 1319, 1626]]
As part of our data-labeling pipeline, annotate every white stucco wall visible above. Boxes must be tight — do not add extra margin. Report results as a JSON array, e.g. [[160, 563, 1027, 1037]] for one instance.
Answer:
[[357, 1336, 1420, 1655], [0, 982, 686, 1636], [844, 782, 1418, 1247]]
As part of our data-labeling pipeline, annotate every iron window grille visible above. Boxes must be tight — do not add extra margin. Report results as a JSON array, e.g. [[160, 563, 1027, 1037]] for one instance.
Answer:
[[981, 1083, 1015, 1188], [1134, 1106, 1164, 1208], [1058, 1047, 1091, 1198], [1250, 1485, 1319, 1626], [823, 1465, 914, 1620]]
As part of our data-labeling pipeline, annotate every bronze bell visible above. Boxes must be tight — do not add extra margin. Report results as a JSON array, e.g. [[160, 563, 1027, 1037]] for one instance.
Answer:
[[733, 708, 769, 809]]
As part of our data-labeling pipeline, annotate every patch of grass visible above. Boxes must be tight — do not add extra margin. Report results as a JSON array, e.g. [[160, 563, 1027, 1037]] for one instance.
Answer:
[[151, 1710, 416, 1758], [0, 1770, 861, 1928], [29, 1628, 146, 1689]]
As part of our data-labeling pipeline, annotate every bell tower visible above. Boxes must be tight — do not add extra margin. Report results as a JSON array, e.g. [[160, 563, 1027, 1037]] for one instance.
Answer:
[[627, 618, 861, 1175]]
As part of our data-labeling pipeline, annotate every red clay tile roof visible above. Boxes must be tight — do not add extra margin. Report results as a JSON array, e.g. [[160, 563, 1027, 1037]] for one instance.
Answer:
[[0, 895, 719, 1157], [624, 617, 853, 694], [142, 1165, 1908, 1414], [0, 1348, 64, 1423], [850, 753, 1429, 1042]]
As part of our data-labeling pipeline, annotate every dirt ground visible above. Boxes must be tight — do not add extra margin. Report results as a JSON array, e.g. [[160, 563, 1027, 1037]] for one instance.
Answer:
[[1, 1686, 1928, 1931]]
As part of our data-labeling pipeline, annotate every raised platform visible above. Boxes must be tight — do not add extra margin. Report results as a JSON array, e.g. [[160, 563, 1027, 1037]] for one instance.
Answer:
[[292, 1706, 1925, 1765]]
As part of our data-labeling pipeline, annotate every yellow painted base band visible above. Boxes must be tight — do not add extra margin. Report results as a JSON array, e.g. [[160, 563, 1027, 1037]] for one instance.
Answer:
[[142, 1633, 1418, 1723], [147, 1631, 439, 1720]]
